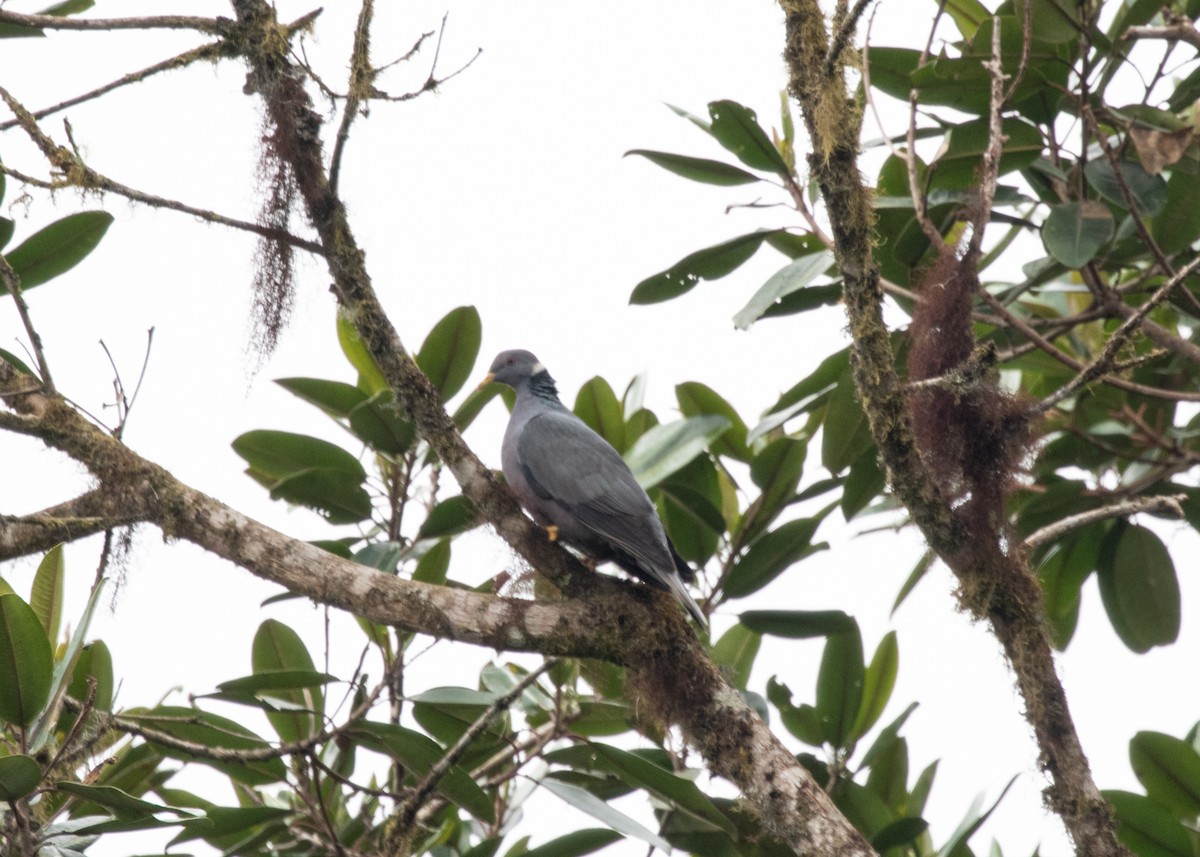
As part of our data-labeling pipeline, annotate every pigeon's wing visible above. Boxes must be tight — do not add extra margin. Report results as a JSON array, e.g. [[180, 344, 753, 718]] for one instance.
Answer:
[[517, 410, 669, 570]]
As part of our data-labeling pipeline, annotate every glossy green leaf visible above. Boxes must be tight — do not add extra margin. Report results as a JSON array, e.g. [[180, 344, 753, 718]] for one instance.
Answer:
[[1151, 169, 1200, 256], [59, 640, 114, 734], [741, 609, 856, 638], [216, 669, 335, 695], [1041, 201, 1114, 268], [276, 378, 414, 454], [170, 805, 293, 846], [585, 744, 736, 835], [943, 0, 989, 37], [1037, 525, 1100, 650], [122, 706, 287, 785], [522, 830, 623, 857], [574, 376, 625, 452], [0, 755, 41, 800], [336, 309, 389, 394], [252, 619, 323, 742], [630, 230, 780, 305], [822, 369, 873, 474], [724, 517, 824, 599], [1129, 731, 1200, 819], [346, 721, 495, 822], [30, 543, 65, 643], [841, 445, 885, 519], [816, 624, 864, 748], [740, 436, 806, 542], [675, 381, 749, 461], [0, 217, 14, 251], [1084, 159, 1168, 217], [929, 118, 1043, 189], [416, 305, 482, 400], [233, 430, 365, 481], [571, 700, 632, 737], [453, 382, 503, 433], [247, 466, 372, 524], [851, 631, 898, 741], [417, 494, 480, 540], [732, 251, 835, 330], [626, 415, 729, 488], [625, 149, 762, 185], [1097, 524, 1180, 652], [872, 817, 930, 852], [3, 211, 113, 291], [0, 593, 53, 727], [708, 100, 791, 176], [540, 777, 672, 852], [711, 623, 761, 690], [767, 677, 825, 746], [354, 540, 403, 573], [413, 539, 451, 584], [1104, 789, 1192, 857], [55, 782, 191, 820], [859, 701, 920, 770], [659, 475, 725, 565], [936, 777, 1016, 857], [0, 347, 36, 378]]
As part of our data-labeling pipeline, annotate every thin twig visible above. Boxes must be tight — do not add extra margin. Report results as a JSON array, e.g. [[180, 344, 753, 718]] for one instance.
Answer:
[[1025, 495, 1186, 550], [1125, 22, 1200, 49], [393, 659, 558, 834], [0, 41, 228, 132], [0, 255, 54, 393], [1033, 256, 1200, 412], [905, 0, 949, 250], [0, 10, 234, 35], [964, 16, 1008, 262], [329, 0, 374, 197]]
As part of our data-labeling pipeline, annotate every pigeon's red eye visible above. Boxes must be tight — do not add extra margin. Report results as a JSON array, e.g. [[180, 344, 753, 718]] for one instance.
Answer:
[[506, 357, 515, 365]]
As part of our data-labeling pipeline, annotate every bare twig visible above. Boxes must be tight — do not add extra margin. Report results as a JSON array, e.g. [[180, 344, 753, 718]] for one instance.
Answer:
[[329, 0, 375, 197], [904, 0, 949, 250], [0, 255, 54, 393], [1125, 22, 1200, 49], [824, 0, 873, 77], [0, 10, 234, 35], [1025, 495, 1186, 550], [964, 16, 1008, 262]]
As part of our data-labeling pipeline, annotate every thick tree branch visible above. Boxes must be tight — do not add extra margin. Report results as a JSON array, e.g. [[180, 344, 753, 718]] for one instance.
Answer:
[[779, 3, 1129, 856]]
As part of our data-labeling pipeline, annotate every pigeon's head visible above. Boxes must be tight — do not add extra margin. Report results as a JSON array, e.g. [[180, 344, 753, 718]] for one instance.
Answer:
[[481, 349, 553, 390]]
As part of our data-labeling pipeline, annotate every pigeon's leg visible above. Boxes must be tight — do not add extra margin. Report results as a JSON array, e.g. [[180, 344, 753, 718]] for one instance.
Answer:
[[545, 525, 559, 542]]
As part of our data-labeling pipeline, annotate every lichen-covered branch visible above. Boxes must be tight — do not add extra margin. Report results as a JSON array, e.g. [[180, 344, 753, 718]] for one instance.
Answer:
[[777, 2, 1129, 855]]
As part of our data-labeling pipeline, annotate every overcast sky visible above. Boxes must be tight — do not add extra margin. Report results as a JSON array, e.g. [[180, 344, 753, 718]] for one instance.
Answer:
[[2, 2, 1197, 856]]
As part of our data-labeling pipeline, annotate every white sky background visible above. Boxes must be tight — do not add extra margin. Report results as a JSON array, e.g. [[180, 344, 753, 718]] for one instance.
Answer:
[[0, 1, 1197, 855]]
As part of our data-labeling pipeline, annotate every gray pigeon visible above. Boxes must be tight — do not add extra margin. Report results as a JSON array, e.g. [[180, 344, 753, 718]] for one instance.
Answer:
[[483, 349, 707, 627]]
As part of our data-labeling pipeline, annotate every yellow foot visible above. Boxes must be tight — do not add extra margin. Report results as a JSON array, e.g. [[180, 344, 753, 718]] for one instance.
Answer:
[[545, 525, 559, 542]]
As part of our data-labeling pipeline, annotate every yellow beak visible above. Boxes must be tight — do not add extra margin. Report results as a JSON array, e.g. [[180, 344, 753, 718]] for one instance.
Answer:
[[476, 372, 496, 392]]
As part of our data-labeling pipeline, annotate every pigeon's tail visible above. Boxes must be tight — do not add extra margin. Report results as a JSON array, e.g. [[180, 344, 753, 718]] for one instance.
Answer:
[[662, 570, 708, 629]]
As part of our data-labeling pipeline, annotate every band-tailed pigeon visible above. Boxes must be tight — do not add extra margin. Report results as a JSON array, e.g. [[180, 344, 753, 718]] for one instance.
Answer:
[[482, 349, 707, 627]]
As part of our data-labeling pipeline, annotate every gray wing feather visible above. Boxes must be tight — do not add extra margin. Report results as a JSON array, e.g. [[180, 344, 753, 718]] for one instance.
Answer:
[[518, 411, 667, 567]]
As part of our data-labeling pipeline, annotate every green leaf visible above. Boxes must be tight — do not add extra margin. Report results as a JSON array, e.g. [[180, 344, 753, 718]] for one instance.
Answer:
[[417, 494, 480, 540], [0, 217, 14, 251], [1097, 524, 1180, 652], [413, 539, 452, 584], [0, 347, 36, 378], [816, 624, 864, 748], [276, 378, 414, 454], [522, 830, 623, 857], [1041, 201, 1114, 268], [540, 777, 672, 853], [859, 701, 920, 770], [930, 118, 1043, 190], [841, 445, 886, 519], [59, 640, 114, 734], [1152, 169, 1200, 256], [675, 381, 749, 461], [708, 100, 791, 176], [54, 782, 192, 820], [252, 619, 323, 742], [453, 382, 503, 433], [741, 609, 856, 638], [732, 251, 835, 330], [724, 517, 825, 599], [821, 370, 873, 473], [2, 211, 113, 291], [574, 376, 626, 452], [585, 745, 736, 836], [1084, 159, 1168, 217], [1129, 731, 1200, 820], [630, 230, 780, 305], [767, 678, 825, 746], [943, 0, 989, 37], [625, 150, 762, 186], [851, 631, 898, 741], [416, 305, 482, 400], [233, 430, 365, 481], [740, 437, 807, 543], [711, 624, 761, 690], [30, 543, 65, 643], [626, 415, 730, 488], [336, 309, 389, 394], [936, 777, 1017, 857], [0, 593, 53, 727], [0, 755, 41, 800], [658, 466, 725, 565], [1104, 789, 1192, 857], [122, 706, 287, 785], [217, 669, 335, 695], [346, 721, 495, 822], [247, 466, 373, 524], [872, 817, 930, 852]]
